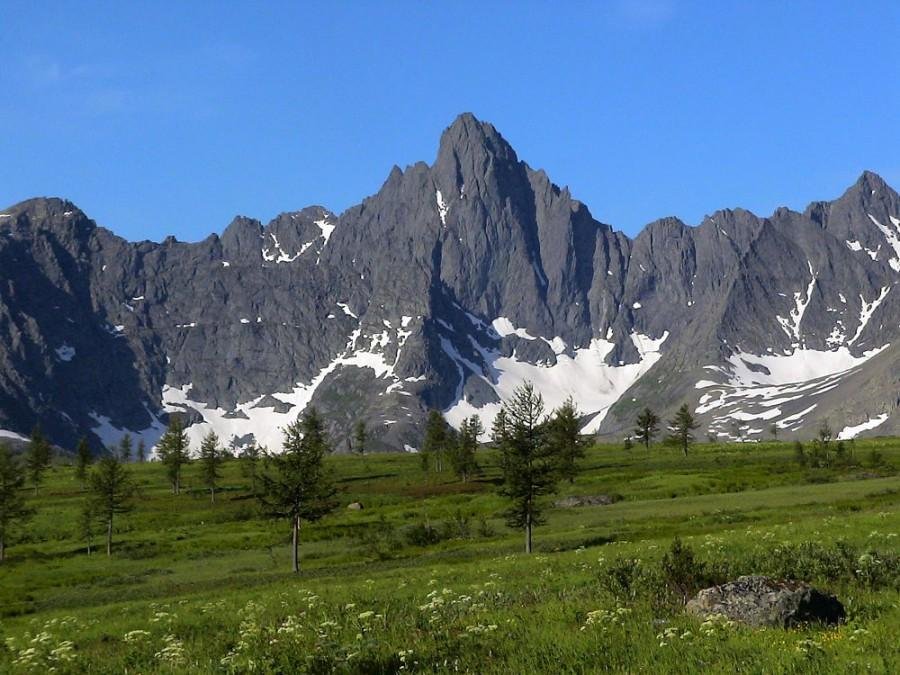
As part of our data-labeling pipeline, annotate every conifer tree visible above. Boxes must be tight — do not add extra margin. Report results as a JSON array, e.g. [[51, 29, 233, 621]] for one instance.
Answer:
[[241, 444, 262, 494], [136, 439, 146, 463], [491, 408, 508, 448], [74, 437, 92, 489], [0, 443, 32, 562], [421, 410, 452, 473], [88, 455, 134, 556], [259, 408, 337, 573], [353, 421, 367, 456], [25, 426, 52, 496], [78, 498, 96, 556], [157, 415, 189, 494], [497, 382, 557, 553], [199, 431, 223, 503], [667, 404, 701, 456], [633, 408, 660, 449], [546, 397, 586, 483], [450, 416, 482, 482], [118, 434, 132, 462]]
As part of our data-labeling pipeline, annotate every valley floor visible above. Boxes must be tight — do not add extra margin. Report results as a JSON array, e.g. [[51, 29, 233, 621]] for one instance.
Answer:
[[1, 440, 898, 673]]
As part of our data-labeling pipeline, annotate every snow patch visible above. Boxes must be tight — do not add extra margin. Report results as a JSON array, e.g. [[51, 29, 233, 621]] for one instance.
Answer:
[[436, 190, 449, 225], [837, 413, 889, 440], [55, 344, 76, 362]]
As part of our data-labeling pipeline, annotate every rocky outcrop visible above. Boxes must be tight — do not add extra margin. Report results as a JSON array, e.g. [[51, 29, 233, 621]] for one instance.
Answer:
[[685, 575, 845, 627]]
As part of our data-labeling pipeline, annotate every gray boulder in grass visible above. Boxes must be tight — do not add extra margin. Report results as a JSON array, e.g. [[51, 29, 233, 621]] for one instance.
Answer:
[[686, 575, 845, 627]]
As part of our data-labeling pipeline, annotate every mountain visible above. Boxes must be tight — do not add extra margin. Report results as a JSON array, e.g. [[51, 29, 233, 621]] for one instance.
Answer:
[[2, 113, 899, 453]]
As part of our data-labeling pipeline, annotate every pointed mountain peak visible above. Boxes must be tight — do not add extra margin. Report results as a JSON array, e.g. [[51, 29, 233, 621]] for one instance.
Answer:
[[436, 113, 518, 166], [843, 170, 896, 200]]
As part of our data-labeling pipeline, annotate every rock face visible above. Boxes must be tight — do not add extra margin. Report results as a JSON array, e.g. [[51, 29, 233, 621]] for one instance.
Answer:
[[686, 575, 845, 627], [2, 113, 900, 453]]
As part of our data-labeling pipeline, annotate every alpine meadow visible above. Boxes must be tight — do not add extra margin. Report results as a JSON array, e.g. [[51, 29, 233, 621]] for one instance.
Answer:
[[2, 2, 900, 673]]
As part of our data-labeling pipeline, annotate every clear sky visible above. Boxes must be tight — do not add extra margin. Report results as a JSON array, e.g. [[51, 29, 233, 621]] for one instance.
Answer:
[[2, 1, 898, 241]]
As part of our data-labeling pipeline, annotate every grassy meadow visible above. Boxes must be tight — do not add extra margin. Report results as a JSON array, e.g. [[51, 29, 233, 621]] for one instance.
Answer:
[[0, 438, 898, 673]]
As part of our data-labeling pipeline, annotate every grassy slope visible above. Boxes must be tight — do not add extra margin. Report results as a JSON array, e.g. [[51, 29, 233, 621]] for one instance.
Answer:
[[0, 438, 898, 673]]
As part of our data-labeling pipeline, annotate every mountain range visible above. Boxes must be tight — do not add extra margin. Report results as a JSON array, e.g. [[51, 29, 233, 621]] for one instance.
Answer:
[[2, 113, 899, 453]]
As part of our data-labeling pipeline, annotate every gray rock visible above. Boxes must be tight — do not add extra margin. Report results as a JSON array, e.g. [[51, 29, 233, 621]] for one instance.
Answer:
[[554, 495, 617, 508], [347, 502, 364, 510], [685, 575, 845, 627], [1, 114, 899, 453]]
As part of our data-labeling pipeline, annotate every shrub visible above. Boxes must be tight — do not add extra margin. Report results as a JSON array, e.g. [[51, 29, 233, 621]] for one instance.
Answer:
[[403, 522, 443, 547]]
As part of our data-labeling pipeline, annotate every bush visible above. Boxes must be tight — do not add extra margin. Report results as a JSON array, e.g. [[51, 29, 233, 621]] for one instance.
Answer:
[[660, 538, 714, 604], [403, 522, 443, 547]]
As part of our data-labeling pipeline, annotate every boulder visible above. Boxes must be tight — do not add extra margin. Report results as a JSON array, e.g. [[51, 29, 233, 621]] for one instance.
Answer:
[[554, 495, 616, 508], [686, 575, 845, 627], [347, 502, 364, 510]]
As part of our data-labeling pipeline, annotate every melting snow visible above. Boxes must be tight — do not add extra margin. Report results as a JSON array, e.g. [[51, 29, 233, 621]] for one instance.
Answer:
[[445, 331, 668, 437], [337, 302, 358, 319], [89, 408, 167, 453], [0, 428, 28, 441], [262, 232, 301, 263], [867, 214, 900, 271], [846, 240, 863, 252], [848, 287, 889, 345], [55, 344, 76, 362], [837, 413, 889, 439], [315, 217, 336, 246], [775, 261, 815, 342], [436, 190, 449, 225]]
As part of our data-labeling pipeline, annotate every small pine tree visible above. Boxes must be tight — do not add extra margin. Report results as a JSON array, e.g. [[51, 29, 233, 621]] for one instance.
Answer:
[[353, 421, 367, 456], [157, 415, 189, 495], [78, 498, 97, 556], [793, 440, 806, 466], [199, 431, 223, 503], [118, 434, 133, 462], [667, 404, 701, 456], [88, 455, 134, 556], [450, 416, 482, 482], [259, 408, 337, 573], [634, 408, 660, 449], [769, 423, 779, 441], [546, 397, 586, 483], [818, 419, 833, 445], [421, 410, 453, 473], [497, 382, 558, 554], [136, 439, 147, 463], [25, 426, 52, 496], [491, 408, 508, 447], [74, 437, 93, 489], [623, 435, 634, 450], [0, 443, 33, 562], [241, 444, 262, 494]]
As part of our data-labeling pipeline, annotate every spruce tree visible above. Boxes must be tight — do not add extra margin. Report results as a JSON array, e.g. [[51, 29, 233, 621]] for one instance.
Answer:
[[199, 431, 223, 503], [157, 415, 189, 494], [450, 416, 482, 482], [74, 437, 92, 489], [633, 408, 660, 449], [241, 444, 262, 495], [421, 410, 452, 473], [491, 408, 508, 448], [89, 455, 135, 556], [25, 426, 52, 496], [353, 421, 367, 456], [136, 439, 146, 463], [667, 404, 701, 456], [546, 397, 586, 483], [0, 443, 32, 562], [78, 498, 97, 556], [118, 434, 132, 462], [497, 382, 557, 553], [259, 408, 337, 573]]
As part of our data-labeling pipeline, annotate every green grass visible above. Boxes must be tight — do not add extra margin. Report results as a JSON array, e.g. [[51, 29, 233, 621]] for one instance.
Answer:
[[0, 438, 898, 673]]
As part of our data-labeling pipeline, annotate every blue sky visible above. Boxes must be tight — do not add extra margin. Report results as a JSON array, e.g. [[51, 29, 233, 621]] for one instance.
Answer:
[[1, 1, 898, 241]]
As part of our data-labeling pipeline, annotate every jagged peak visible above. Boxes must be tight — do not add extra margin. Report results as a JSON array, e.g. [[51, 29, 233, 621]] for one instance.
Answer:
[[435, 112, 518, 168]]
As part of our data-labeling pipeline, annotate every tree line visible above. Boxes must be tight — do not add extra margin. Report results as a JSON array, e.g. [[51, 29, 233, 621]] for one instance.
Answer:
[[0, 389, 708, 567]]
